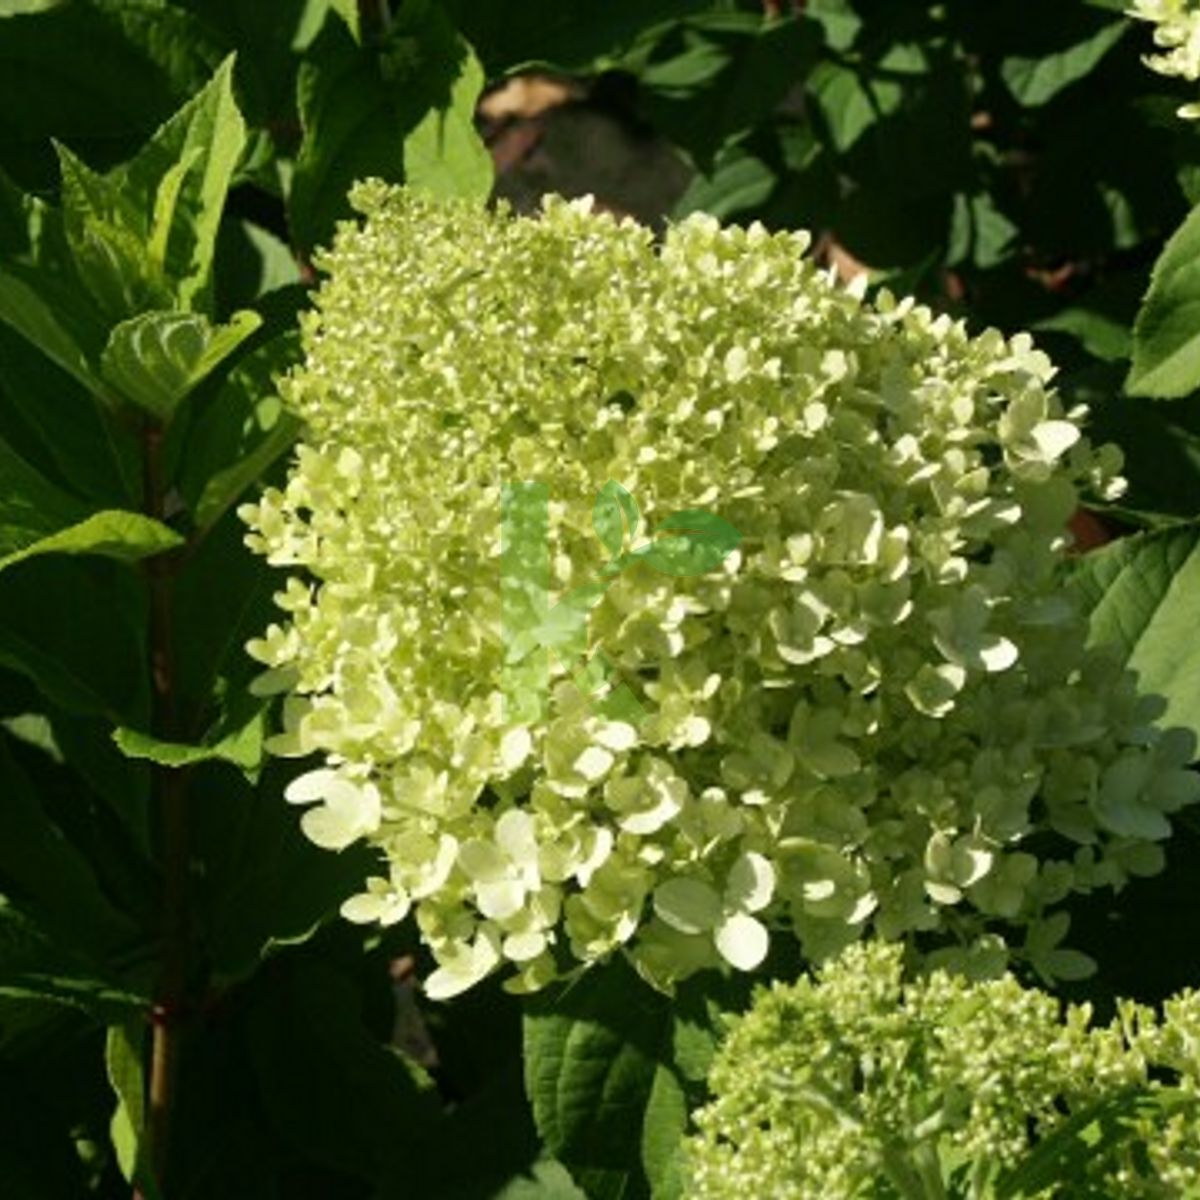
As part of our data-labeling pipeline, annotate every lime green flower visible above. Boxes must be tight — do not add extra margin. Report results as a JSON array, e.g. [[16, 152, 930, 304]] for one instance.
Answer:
[[685, 940, 1200, 1198], [241, 183, 1197, 997]]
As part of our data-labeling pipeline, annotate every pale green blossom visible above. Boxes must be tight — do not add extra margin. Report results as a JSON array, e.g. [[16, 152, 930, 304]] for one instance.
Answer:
[[685, 940, 1200, 1198], [241, 183, 1198, 997]]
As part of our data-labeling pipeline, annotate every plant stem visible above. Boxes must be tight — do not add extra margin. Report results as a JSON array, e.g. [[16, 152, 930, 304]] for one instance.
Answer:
[[140, 419, 188, 1196]]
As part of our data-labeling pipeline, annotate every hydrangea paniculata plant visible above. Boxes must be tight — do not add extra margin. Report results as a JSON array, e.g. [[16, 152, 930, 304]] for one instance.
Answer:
[[240, 183, 1199, 998], [684, 940, 1200, 1197]]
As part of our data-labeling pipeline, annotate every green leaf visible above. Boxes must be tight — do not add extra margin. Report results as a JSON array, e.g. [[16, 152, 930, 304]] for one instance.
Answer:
[[0, 1, 222, 191], [1128, 203, 1200, 398], [673, 140, 777, 221], [0, 269, 99, 394], [196, 413, 299, 531], [0, 322, 137, 505], [113, 696, 266, 772], [1068, 523, 1200, 740], [0, 0, 67, 13], [329, 0, 360, 40], [290, 11, 491, 250], [493, 1158, 588, 1200], [0, 172, 108, 390], [948, 191, 1019, 271], [47, 56, 245, 320], [1000, 19, 1127, 107], [1036, 307, 1132, 363], [0, 436, 180, 574], [54, 140, 166, 321], [809, 45, 921, 156], [0, 901, 143, 1023], [178, 330, 302, 529], [0, 510, 182, 573], [636, 13, 820, 170], [402, 37, 493, 202], [523, 956, 690, 1200], [636, 509, 741, 577], [215, 220, 302, 312], [100, 309, 261, 421], [114, 54, 247, 310], [106, 1020, 147, 1187]]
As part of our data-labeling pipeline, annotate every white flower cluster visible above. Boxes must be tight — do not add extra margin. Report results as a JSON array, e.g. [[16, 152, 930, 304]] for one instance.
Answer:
[[685, 940, 1200, 1197], [1129, 0, 1200, 114], [240, 183, 1198, 998]]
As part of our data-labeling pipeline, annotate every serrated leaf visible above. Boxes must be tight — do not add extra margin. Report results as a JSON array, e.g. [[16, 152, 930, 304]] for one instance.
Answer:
[[523, 957, 690, 1200], [100, 308, 261, 420], [1128, 203, 1200, 398], [1001, 19, 1127, 107], [636, 509, 741, 577], [113, 54, 246, 310], [0, 510, 182, 574], [54, 140, 166, 320], [1068, 524, 1200, 740]]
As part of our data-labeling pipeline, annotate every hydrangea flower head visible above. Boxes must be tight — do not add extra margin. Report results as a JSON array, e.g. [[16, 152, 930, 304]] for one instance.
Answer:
[[685, 940, 1200, 1197], [240, 182, 1198, 998]]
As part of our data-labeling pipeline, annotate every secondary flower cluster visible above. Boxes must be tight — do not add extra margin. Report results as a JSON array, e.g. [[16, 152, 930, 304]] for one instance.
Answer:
[[1129, 0, 1200, 114], [685, 940, 1200, 1198], [241, 182, 1198, 999]]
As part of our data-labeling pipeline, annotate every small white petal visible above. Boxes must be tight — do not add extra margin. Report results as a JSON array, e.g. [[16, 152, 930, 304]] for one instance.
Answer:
[[714, 913, 769, 970]]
